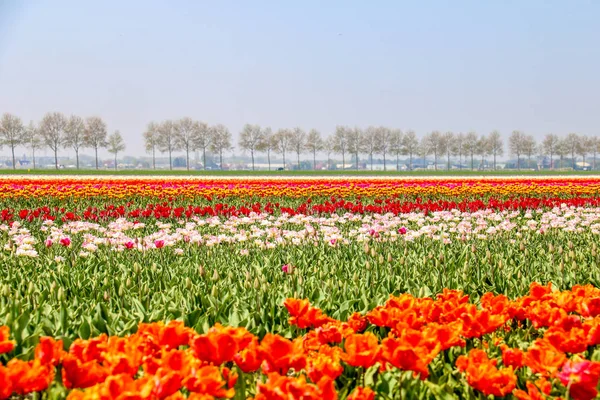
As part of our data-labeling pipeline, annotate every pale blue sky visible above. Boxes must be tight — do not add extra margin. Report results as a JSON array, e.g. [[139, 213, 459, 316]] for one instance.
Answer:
[[0, 1, 599, 158]]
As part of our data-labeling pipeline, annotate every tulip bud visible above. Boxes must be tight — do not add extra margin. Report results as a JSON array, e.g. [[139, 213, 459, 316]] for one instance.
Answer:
[[212, 270, 219, 281], [211, 285, 218, 297], [118, 285, 124, 298], [245, 271, 251, 281], [378, 255, 384, 265], [254, 278, 260, 289], [569, 250, 575, 259], [364, 243, 370, 254], [104, 291, 110, 301], [471, 244, 476, 253], [560, 261, 564, 271], [548, 244, 554, 253], [126, 278, 131, 287], [353, 272, 359, 282], [103, 277, 109, 286], [370, 248, 376, 258], [365, 261, 371, 270], [568, 241, 573, 250], [199, 265, 205, 277], [399, 257, 405, 265], [134, 262, 141, 274], [297, 275, 303, 285], [57, 287, 64, 301], [387, 254, 392, 263], [572, 260, 577, 270], [558, 246, 563, 254], [519, 242, 525, 251], [439, 253, 445, 262], [186, 278, 192, 290]]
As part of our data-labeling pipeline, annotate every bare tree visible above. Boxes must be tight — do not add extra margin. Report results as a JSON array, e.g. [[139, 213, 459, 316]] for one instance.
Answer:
[[475, 134, 490, 169], [274, 129, 292, 168], [40, 112, 67, 170], [591, 137, 600, 170], [577, 136, 592, 167], [488, 130, 503, 170], [143, 122, 160, 170], [374, 127, 393, 171], [107, 130, 126, 170], [423, 131, 442, 170], [542, 134, 560, 170], [508, 130, 525, 170], [463, 131, 478, 170], [418, 136, 431, 166], [174, 117, 198, 171], [332, 126, 349, 169], [25, 121, 42, 169], [363, 126, 379, 170], [0, 113, 23, 169], [555, 139, 569, 169], [209, 124, 233, 170], [439, 131, 454, 170], [238, 124, 263, 171], [389, 129, 403, 171], [63, 115, 85, 169], [453, 133, 465, 169], [289, 127, 307, 169], [157, 120, 178, 170], [256, 127, 275, 171], [194, 121, 211, 170], [347, 127, 364, 170], [401, 130, 419, 170], [304, 129, 324, 170], [522, 135, 537, 169], [564, 133, 580, 169], [324, 135, 335, 170], [83, 116, 108, 170]]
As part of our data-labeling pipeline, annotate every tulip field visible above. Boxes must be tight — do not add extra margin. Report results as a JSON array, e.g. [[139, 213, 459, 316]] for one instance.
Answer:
[[4, 176, 600, 399]]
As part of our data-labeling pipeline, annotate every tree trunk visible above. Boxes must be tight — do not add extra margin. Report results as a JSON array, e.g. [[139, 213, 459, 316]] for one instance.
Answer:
[[517, 154, 520, 171], [370, 153, 373, 171], [152, 147, 156, 170], [114, 153, 117, 170], [169, 150, 173, 171], [32, 149, 36, 169], [220, 150, 223, 170], [355, 152, 359, 170], [297, 151, 300, 170], [396, 152, 399, 171], [493, 152, 496, 171], [594, 151, 597, 170], [434, 151, 437, 171], [447, 152, 450, 171], [470, 153, 474, 171], [550, 150, 553, 170], [11, 147, 15, 170], [409, 152, 413, 170], [383, 150, 386, 171], [267, 149, 271, 171], [572, 151, 575, 169], [186, 148, 190, 171], [95, 147, 99, 170], [76, 150, 79, 170], [313, 150, 316, 170], [342, 152, 345, 170], [203, 148, 206, 170], [54, 148, 58, 170], [459, 152, 461, 170], [251, 149, 255, 171], [282, 150, 286, 169]]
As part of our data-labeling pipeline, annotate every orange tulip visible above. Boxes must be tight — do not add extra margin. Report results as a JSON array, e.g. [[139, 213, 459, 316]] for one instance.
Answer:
[[347, 386, 376, 400], [343, 332, 380, 369], [0, 326, 15, 355]]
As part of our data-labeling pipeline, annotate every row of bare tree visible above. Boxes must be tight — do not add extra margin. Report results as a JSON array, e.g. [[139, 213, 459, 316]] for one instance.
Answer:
[[234, 126, 600, 171], [0, 112, 125, 169], [2, 112, 598, 171]]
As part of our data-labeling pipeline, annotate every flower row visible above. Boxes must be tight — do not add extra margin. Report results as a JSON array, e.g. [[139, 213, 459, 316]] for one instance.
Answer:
[[1, 178, 600, 199], [2, 282, 600, 399], [5, 205, 600, 257]]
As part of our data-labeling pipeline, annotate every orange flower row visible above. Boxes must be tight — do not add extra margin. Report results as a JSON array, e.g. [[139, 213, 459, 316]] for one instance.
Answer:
[[3, 283, 600, 399]]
